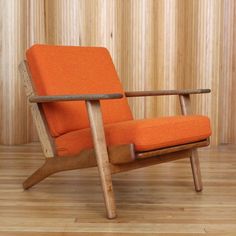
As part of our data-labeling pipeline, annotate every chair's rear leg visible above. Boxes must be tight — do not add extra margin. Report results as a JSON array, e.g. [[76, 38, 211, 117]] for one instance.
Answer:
[[86, 100, 117, 219], [23, 151, 98, 190], [23, 161, 52, 190], [190, 149, 203, 192]]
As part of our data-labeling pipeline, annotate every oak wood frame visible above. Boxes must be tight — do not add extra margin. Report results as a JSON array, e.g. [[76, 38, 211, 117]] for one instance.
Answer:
[[125, 89, 211, 97], [19, 60, 210, 219], [29, 93, 123, 103]]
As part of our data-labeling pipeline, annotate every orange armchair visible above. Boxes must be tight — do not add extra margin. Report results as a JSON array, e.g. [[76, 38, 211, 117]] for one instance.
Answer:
[[19, 44, 211, 219]]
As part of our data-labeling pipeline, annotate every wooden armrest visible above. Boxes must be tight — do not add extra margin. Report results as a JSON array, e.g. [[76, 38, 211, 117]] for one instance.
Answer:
[[29, 93, 123, 103], [125, 89, 211, 97]]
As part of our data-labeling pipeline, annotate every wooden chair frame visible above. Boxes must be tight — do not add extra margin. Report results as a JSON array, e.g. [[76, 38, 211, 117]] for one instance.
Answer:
[[19, 60, 210, 219]]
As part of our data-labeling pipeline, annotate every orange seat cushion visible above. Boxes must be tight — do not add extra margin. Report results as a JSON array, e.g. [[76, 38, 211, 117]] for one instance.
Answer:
[[55, 115, 211, 157], [26, 44, 211, 158], [26, 44, 133, 137]]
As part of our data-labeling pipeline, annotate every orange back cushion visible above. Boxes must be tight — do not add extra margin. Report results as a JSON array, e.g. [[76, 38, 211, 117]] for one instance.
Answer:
[[26, 44, 133, 137]]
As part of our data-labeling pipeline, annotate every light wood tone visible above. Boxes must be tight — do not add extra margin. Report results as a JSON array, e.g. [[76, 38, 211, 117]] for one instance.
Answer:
[[1, 0, 236, 146], [0, 143, 236, 235], [219, 0, 236, 144], [26, 0, 46, 46], [26, 0, 46, 141], [0, 0, 28, 145], [18, 61, 55, 158], [45, 0, 80, 45], [86, 100, 116, 219], [0, 0, 45, 144], [179, 94, 203, 192]]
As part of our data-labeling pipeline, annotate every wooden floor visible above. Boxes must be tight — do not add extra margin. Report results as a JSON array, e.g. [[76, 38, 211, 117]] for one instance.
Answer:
[[0, 143, 236, 236]]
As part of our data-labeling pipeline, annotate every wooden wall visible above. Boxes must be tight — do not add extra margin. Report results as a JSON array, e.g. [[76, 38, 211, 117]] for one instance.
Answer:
[[0, 0, 235, 146]]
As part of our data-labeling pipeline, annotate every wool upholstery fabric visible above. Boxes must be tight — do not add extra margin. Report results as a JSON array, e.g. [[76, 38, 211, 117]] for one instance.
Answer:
[[26, 44, 211, 157], [55, 115, 211, 157], [26, 44, 133, 137]]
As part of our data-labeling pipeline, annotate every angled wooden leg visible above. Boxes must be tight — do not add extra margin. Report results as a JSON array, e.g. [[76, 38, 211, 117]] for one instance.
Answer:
[[23, 161, 52, 190], [23, 151, 98, 190], [86, 100, 117, 219], [179, 94, 203, 192], [190, 149, 203, 192]]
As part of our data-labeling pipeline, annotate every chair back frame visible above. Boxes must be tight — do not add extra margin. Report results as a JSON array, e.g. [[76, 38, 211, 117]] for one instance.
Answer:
[[19, 61, 55, 157]]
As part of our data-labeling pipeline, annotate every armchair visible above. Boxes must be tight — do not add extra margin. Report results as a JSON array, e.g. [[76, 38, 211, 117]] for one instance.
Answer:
[[19, 45, 211, 219]]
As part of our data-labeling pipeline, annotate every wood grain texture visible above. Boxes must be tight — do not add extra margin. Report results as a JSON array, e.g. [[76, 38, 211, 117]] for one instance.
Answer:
[[219, 0, 236, 144], [45, 0, 80, 45], [179, 94, 203, 192], [136, 139, 209, 159], [1, 0, 236, 145], [23, 150, 97, 190], [0, 143, 236, 234], [125, 89, 211, 97], [26, 0, 46, 142], [19, 61, 55, 158], [86, 100, 117, 219], [190, 149, 203, 192], [29, 93, 123, 103], [0, 0, 28, 144], [111, 150, 191, 174]]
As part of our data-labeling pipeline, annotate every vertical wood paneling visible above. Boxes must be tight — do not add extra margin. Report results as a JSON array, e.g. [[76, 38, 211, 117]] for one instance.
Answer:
[[126, 0, 147, 118], [45, 0, 80, 45], [232, 3, 236, 142], [26, 0, 46, 141], [152, 0, 165, 117], [143, 1, 155, 118], [27, 0, 45, 45], [0, 0, 236, 145], [162, 0, 178, 116], [0, 0, 28, 144], [193, 0, 221, 145], [219, 0, 236, 144]]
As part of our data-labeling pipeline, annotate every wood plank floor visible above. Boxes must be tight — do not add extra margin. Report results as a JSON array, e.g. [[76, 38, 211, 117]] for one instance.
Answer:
[[0, 143, 236, 235]]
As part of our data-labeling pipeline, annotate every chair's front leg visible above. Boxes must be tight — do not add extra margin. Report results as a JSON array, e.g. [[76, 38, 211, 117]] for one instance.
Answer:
[[179, 94, 203, 192], [190, 149, 203, 192], [86, 100, 117, 219]]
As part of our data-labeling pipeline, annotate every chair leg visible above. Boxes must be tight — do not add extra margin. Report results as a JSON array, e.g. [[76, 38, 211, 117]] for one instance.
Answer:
[[190, 149, 203, 192], [95, 149, 117, 219], [23, 161, 52, 190], [86, 100, 117, 219], [23, 151, 98, 190]]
